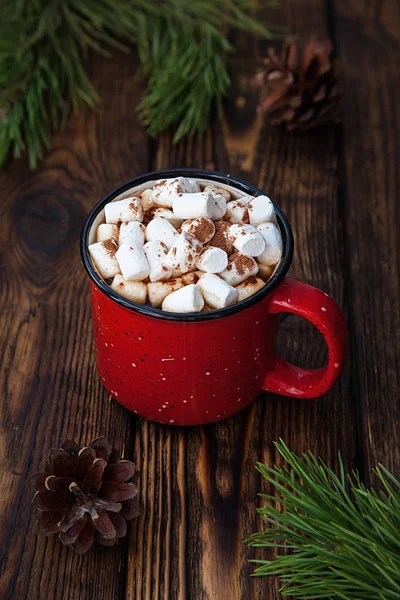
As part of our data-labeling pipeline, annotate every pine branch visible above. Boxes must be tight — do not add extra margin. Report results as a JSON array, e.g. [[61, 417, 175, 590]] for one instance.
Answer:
[[248, 441, 400, 599], [0, 0, 281, 169]]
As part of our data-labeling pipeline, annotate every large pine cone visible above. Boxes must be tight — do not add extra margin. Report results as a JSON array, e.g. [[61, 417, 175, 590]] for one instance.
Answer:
[[27, 437, 140, 554], [255, 36, 340, 131]]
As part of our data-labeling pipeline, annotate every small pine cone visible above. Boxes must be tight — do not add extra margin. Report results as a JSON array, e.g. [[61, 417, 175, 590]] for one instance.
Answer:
[[255, 36, 340, 131], [26, 437, 140, 554]]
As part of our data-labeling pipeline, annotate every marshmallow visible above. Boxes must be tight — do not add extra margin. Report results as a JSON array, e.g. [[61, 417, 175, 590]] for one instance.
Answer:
[[225, 197, 252, 224], [97, 223, 119, 243], [143, 240, 173, 282], [207, 220, 233, 255], [164, 232, 202, 274], [119, 221, 145, 246], [188, 178, 201, 192], [162, 284, 204, 313], [115, 244, 149, 281], [211, 194, 227, 220], [257, 222, 283, 266], [181, 270, 203, 285], [140, 189, 154, 212], [145, 217, 179, 249], [145, 207, 183, 229], [88, 239, 120, 278], [236, 276, 265, 302], [105, 197, 143, 224], [181, 217, 215, 244], [228, 224, 266, 257], [220, 252, 258, 286], [147, 278, 184, 307], [152, 177, 194, 208], [258, 263, 274, 281], [111, 275, 147, 304], [248, 195, 276, 227], [203, 184, 231, 202], [198, 273, 238, 309], [195, 247, 228, 273], [172, 192, 215, 220]]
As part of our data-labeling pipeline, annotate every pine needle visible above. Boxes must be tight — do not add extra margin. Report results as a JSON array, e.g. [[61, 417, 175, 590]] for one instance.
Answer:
[[247, 440, 400, 599], [0, 0, 281, 169]]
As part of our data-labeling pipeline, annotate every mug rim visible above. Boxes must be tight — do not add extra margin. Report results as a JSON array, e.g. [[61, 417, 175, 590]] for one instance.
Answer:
[[80, 168, 294, 321]]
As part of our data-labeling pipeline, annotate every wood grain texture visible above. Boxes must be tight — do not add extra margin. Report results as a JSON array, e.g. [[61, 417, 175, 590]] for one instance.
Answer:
[[1, 1, 398, 598], [128, 2, 356, 599], [0, 50, 147, 599], [333, 0, 400, 476]]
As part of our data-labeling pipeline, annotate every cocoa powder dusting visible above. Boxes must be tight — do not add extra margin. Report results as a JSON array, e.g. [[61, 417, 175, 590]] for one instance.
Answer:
[[144, 207, 157, 222], [186, 218, 214, 244], [242, 275, 257, 287], [103, 239, 117, 255], [129, 201, 138, 212], [208, 221, 231, 253], [233, 253, 254, 276]]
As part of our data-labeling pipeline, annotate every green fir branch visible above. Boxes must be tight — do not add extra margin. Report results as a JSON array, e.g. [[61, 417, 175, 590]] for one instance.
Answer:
[[0, 0, 281, 169], [248, 441, 400, 599]]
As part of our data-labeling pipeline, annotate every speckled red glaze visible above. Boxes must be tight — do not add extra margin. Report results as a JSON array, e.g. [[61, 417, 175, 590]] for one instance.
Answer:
[[90, 275, 347, 426], [82, 169, 348, 426]]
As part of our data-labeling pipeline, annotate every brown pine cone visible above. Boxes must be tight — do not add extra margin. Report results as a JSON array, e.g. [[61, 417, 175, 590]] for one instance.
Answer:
[[26, 437, 140, 554], [254, 36, 340, 131]]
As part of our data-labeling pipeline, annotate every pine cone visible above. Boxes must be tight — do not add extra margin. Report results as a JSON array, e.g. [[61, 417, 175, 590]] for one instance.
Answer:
[[26, 437, 140, 554], [255, 36, 340, 131]]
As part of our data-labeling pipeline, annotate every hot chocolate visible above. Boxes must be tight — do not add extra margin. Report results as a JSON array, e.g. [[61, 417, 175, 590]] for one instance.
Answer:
[[88, 177, 283, 313]]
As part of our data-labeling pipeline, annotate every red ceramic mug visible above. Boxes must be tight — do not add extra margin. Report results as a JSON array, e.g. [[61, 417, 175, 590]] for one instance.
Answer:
[[81, 169, 348, 426]]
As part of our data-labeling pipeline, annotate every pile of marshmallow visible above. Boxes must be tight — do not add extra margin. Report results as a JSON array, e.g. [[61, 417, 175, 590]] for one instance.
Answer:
[[88, 177, 283, 313]]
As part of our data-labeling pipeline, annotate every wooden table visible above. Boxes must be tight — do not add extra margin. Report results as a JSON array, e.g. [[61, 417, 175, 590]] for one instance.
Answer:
[[1, 1, 399, 598]]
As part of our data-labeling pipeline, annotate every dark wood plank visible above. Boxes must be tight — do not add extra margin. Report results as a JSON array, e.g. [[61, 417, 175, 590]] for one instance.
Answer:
[[333, 0, 400, 476], [128, 2, 356, 599], [0, 50, 148, 599]]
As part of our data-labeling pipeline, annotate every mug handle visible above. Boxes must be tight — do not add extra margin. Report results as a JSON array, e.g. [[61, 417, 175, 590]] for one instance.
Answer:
[[263, 277, 348, 399]]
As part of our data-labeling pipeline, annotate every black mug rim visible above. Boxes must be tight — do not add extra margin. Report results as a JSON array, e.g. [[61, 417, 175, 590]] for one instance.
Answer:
[[80, 169, 294, 322]]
